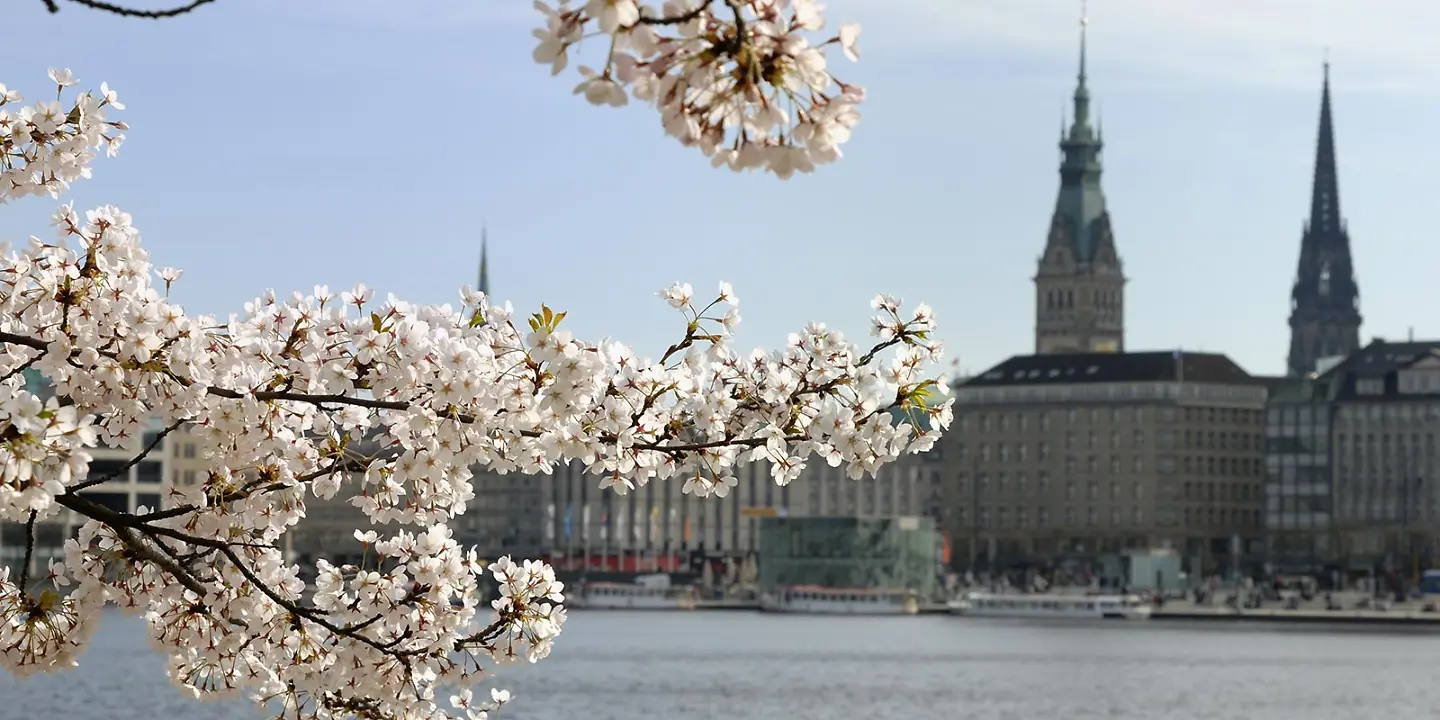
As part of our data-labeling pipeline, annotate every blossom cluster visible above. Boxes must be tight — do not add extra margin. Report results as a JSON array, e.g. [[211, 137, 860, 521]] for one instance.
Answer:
[[533, 0, 864, 179], [0, 72, 951, 719]]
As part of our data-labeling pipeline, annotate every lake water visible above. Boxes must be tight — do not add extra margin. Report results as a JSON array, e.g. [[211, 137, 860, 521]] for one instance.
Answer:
[[4, 609, 1440, 719]]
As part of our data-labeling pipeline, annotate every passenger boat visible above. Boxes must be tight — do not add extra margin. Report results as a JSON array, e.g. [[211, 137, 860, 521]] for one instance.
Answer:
[[949, 592, 1152, 620], [568, 581, 700, 610], [760, 585, 921, 615]]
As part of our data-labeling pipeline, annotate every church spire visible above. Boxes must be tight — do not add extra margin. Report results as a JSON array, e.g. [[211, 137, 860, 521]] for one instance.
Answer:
[[1309, 61, 1341, 235], [478, 223, 490, 297], [1286, 61, 1361, 376]]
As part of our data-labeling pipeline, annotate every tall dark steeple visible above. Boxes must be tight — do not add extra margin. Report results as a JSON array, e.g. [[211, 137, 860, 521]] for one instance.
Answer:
[[478, 223, 491, 297], [1034, 5, 1126, 355], [1286, 62, 1361, 376]]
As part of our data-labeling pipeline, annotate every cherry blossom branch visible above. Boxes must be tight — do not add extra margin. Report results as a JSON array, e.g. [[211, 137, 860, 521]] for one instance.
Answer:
[[66, 419, 184, 491]]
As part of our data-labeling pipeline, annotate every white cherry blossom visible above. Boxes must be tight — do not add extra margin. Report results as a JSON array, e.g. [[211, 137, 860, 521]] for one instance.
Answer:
[[0, 73, 952, 720], [532, 0, 867, 179]]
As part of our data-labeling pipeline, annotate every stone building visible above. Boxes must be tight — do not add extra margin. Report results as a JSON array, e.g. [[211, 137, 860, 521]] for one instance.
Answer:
[[1034, 19, 1125, 356], [943, 351, 1268, 576], [1323, 339, 1440, 573], [1286, 63, 1362, 377]]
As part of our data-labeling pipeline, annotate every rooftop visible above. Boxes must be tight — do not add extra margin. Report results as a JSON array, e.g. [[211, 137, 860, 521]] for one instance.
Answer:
[[961, 351, 1257, 389]]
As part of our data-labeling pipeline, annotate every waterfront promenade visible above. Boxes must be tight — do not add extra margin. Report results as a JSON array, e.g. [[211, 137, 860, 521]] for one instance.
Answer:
[[680, 597, 1440, 626]]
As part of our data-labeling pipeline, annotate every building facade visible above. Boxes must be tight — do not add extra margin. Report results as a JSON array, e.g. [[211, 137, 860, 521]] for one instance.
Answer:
[[1286, 64, 1362, 376], [1324, 340, 1440, 573], [1034, 21, 1126, 355], [944, 351, 1268, 576], [757, 516, 940, 598], [538, 453, 937, 572], [1262, 374, 1334, 573]]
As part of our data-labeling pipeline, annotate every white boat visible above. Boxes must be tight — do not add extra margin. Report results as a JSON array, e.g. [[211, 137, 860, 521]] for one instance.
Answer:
[[569, 581, 699, 610], [760, 585, 921, 615], [949, 592, 1152, 620]]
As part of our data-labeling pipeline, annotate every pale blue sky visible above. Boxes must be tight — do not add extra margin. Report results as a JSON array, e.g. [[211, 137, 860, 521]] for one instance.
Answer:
[[4, 0, 1439, 379]]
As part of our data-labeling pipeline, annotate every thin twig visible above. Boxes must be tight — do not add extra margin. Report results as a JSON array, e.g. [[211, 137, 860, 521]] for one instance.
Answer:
[[68, 419, 186, 491], [50, 0, 215, 18]]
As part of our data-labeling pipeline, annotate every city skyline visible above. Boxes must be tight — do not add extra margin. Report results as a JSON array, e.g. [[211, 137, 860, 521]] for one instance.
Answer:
[[5, 2, 1440, 380]]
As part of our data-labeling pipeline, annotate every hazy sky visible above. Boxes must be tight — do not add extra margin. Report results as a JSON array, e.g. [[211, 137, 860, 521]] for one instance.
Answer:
[[4, 0, 1440, 379]]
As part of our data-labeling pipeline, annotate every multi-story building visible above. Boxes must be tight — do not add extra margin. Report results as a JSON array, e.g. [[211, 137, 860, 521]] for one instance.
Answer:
[[538, 450, 937, 572], [944, 351, 1268, 576], [1325, 339, 1440, 574], [1033, 18, 1126, 355], [1263, 374, 1334, 573]]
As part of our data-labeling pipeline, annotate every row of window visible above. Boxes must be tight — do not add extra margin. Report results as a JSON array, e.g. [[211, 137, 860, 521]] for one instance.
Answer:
[[958, 406, 1264, 434], [953, 505, 1262, 530]]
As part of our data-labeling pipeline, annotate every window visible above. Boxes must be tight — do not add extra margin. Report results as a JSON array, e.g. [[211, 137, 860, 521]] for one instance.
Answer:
[[1133, 430, 1145, 447], [136, 461, 162, 484], [1133, 482, 1144, 500], [81, 491, 129, 514], [1018, 443, 1028, 462], [1087, 481, 1098, 500], [1133, 508, 1144, 526], [1065, 479, 1076, 500], [1065, 507, 1077, 526], [1039, 442, 1050, 460], [1087, 507, 1098, 525], [1132, 457, 1144, 473], [1110, 456, 1121, 473], [183, 442, 197, 459], [1040, 412, 1050, 431], [137, 493, 161, 510], [1110, 508, 1121, 526], [88, 459, 129, 483]]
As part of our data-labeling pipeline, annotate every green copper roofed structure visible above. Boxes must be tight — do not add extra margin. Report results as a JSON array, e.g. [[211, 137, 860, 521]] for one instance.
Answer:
[[1286, 62, 1361, 377], [1034, 8, 1126, 356]]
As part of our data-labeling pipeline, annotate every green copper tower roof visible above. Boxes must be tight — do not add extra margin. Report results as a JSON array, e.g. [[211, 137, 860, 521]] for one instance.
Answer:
[[1053, 11, 1107, 263]]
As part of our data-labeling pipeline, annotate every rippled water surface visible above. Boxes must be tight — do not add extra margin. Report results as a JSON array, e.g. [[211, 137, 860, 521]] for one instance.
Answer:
[[6, 609, 1440, 719]]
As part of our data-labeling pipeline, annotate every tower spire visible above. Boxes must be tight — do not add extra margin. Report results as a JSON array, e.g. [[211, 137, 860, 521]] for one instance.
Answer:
[[1286, 60, 1361, 376], [1034, 2, 1125, 356], [1310, 59, 1341, 234], [478, 222, 490, 297], [1073, 1, 1091, 126]]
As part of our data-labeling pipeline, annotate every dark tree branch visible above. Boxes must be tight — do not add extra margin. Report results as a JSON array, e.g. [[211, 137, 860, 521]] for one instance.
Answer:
[[46, 0, 216, 18], [18, 510, 38, 590], [634, 2, 712, 26], [67, 419, 185, 491]]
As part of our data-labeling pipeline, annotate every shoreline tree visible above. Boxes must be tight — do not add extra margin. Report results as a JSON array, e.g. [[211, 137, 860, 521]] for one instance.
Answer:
[[1, 5, 949, 718]]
